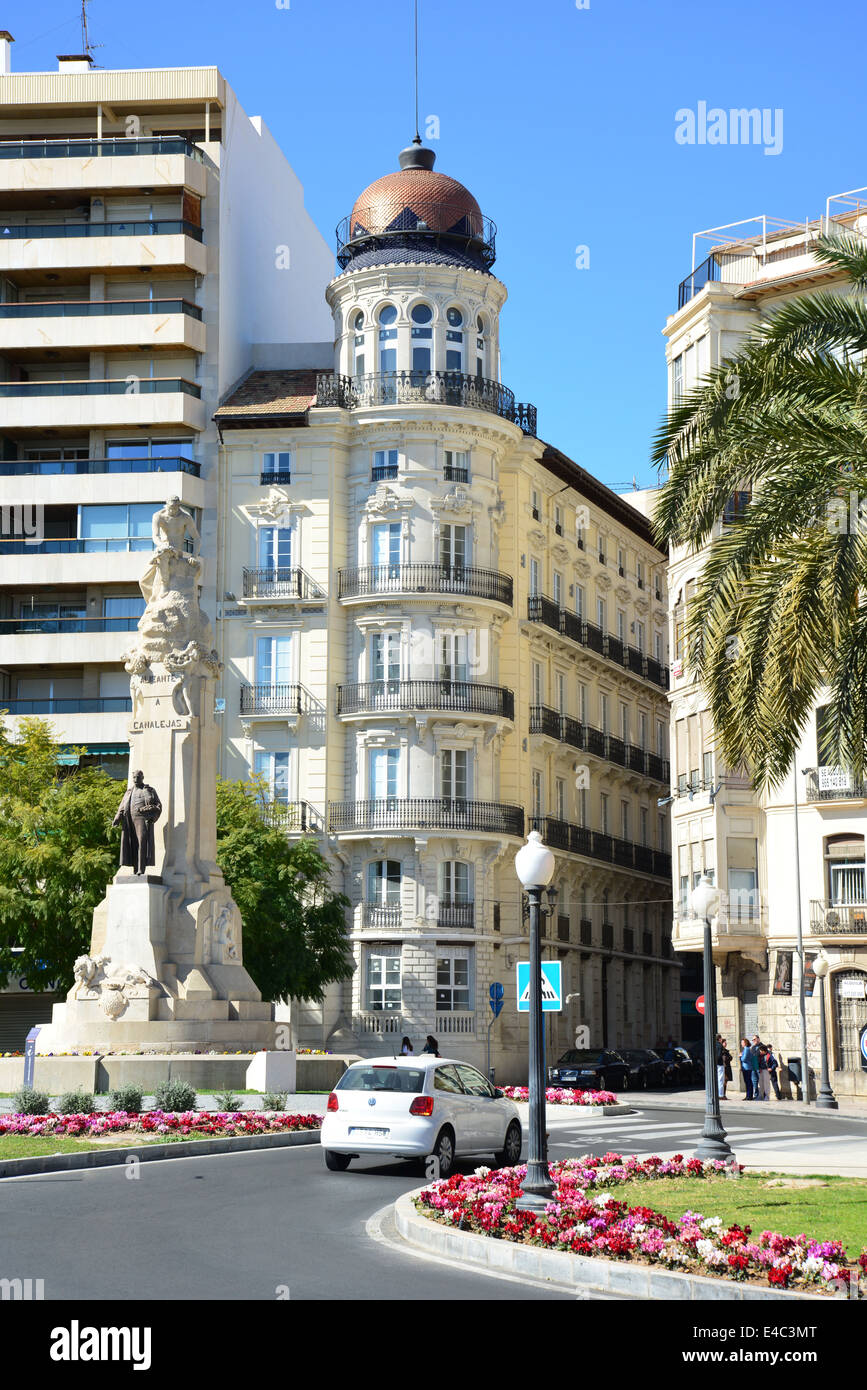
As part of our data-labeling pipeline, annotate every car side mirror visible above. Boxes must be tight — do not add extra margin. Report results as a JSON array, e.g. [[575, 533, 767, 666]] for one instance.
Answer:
[[493, 1088, 504, 1099]]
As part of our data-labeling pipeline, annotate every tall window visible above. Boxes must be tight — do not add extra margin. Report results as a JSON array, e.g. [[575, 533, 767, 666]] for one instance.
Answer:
[[440, 524, 467, 570], [256, 635, 294, 691], [617, 610, 626, 642], [639, 712, 648, 750], [620, 703, 630, 743], [476, 315, 487, 379], [575, 584, 585, 617], [445, 306, 464, 371], [600, 793, 609, 835], [371, 522, 401, 573], [577, 682, 587, 723], [441, 861, 473, 905], [672, 353, 683, 405], [439, 632, 469, 683], [411, 303, 433, 374], [553, 571, 563, 607], [597, 597, 607, 632], [378, 303, 398, 373], [635, 620, 645, 653], [532, 770, 543, 817], [555, 777, 566, 820], [600, 693, 609, 734], [254, 750, 290, 804], [367, 860, 401, 905], [621, 800, 630, 840], [80, 503, 158, 552], [353, 309, 365, 377], [826, 835, 866, 906], [372, 448, 398, 481], [556, 671, 566, 714], [262, 451, 291, 483], [436, 950, 471, 1011], [444, 449, 469, 482], [258, 525, 292, 571], [640, 806, 649, 846], [441, 748, 469, 801], [529, 557, 540, 595], [532, 662, 544, 706], [554, 505, 563, 535], [369, 747, 400, 801], [371, 632, 400, 684], [654, 632, 663, 664], [367, 946, 401, 1011]]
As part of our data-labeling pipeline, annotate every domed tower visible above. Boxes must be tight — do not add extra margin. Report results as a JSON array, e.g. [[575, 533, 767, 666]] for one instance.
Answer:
[[320, 140, 537, 1068]]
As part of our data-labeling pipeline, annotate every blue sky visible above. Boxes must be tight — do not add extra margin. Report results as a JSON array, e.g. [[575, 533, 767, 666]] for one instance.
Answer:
[[7, 0, 866, 487]]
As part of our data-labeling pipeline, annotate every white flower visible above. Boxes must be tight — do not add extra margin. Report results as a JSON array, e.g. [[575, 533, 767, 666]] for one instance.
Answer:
[[701, 1216, 723, 1231], [473, 1166, 492, 1178], [696, 1239, 717, 1259]]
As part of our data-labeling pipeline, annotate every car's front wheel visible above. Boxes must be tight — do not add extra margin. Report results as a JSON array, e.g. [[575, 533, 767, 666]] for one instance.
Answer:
[[428, 1127, 456, 1179], [323, 1150, 352, 1172], [495, 1120, 522, 1168]]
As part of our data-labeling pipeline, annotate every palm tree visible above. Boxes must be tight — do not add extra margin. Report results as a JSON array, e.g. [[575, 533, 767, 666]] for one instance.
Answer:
[[652, 235, 867, 791]]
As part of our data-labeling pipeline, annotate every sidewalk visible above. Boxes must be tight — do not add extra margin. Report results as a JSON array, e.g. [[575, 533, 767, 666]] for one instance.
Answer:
[[627, 1086, 867, 1122]]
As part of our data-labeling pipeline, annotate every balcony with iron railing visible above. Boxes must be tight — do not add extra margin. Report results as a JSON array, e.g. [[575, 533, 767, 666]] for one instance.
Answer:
[[674, 894, 768, 950], [528, 815, 671, 879], [360, 903, 403, 930], [0, 135, 206, 162], [241, 568, 323, 601], [336, 201, 497, 270], [0, 456, 199, 477], [529, 706, 669, 783], [329, 799, 525, 837], [239, 684, 303, 717], [527, 595, 669, 689], [0, 218, 204, 242], [810, 902, 867, 936], [260, 801, 318, 834], [805, 768, 867, 802], [338, 564, 513, 607], [338, 680, 514, 720], [316, 371, 537, 437]]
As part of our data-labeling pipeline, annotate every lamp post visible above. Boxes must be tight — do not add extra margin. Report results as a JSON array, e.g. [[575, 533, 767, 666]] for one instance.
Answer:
[[515, 830, 556, 1211], [691, 874, 735, 1162], [812, 949, 838, 1111]]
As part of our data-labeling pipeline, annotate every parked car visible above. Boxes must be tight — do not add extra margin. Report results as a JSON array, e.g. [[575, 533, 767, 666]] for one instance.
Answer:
[[662, 1046, 703, 1087], [320, 1056, 522, 1177], [547, 1048, 630, 1091], [620, 1048, 667, 1090]]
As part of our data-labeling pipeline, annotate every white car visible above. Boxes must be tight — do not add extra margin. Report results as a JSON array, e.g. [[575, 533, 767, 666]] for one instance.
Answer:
[[320, 1055, 523, 1176]]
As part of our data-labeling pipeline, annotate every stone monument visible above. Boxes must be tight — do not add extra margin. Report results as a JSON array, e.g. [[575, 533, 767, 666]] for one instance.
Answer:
[[39, 498, 275, 1053]]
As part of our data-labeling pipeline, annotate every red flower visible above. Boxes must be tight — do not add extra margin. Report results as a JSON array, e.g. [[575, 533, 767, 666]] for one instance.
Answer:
[[768, 1264, 793, 1288]]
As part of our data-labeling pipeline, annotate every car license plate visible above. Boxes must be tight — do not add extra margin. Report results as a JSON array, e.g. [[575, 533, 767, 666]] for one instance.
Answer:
[[349, 1127, 389, 1138]]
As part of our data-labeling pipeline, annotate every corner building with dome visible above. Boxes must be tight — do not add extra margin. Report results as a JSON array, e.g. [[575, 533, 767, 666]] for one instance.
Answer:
[[215, 140, 680, 1077]]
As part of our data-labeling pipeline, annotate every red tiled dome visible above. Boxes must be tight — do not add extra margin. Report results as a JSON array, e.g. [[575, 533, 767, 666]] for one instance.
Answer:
[[350, 167, 484, 240]]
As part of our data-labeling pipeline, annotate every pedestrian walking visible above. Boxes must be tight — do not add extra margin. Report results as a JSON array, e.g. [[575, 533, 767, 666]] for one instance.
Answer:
[[765, 1043, 782, 1099], [720, 1037, 733, 1098], [400, 1036, 414, 1056], [715, 1034, 726, 1099], [740, 1037, 754, 1099], [421, 1034, 440, 1057], [752, 1035, 770, 1100]]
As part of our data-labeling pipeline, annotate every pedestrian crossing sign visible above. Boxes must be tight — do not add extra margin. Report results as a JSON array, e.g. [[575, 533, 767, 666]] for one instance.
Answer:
[[516, 961, 562, 1013]]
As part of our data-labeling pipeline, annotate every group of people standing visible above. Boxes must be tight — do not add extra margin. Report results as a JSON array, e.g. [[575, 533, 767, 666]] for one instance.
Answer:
[[400, 1035, 440, 1057], [715, 1034, 781, 1100]]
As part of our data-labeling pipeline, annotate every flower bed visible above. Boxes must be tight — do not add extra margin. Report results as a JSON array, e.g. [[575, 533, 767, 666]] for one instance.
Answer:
[[498, 1086, 618, 1106], [0, 1110, 321, 1138], [415, 1155, 867, 1295]]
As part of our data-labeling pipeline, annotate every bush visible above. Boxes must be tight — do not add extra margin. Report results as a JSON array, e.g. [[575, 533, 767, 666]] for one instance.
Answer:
[[153, 1080, 197, 1113], [13, 1085, 50, 1115], [261, 1092, 287, 1111], [213, 1089, 242, 1113], [108, 1084, 144, 1114], [56, 1089, 95, 1115]]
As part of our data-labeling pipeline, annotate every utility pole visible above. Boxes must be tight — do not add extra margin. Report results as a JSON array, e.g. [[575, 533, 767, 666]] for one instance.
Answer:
[[792, 763, 811, 1102]]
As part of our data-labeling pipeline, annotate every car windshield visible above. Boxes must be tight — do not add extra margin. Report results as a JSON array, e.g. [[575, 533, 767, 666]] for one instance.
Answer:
[[337, 1066, 425, 1094], [626, 1051, 655, 1062], [556, 1051, 599, 1066]]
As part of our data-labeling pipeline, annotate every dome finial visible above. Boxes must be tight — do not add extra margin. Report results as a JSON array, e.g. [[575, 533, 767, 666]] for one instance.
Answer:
[[399, 139, 436, 171]]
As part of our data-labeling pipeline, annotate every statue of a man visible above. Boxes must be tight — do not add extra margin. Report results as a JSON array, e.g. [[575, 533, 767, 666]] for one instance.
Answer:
[[152, 495, 200, 555], [140, 497, 202, 611], [113, 770, 162, 876]]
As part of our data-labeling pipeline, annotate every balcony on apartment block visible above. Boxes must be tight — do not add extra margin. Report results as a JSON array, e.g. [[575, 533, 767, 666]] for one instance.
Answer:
[[241, 567, 324, 604], [0, 378, 206, 432], [328, 799, 525, 838], [239, 684, 304, 723], [810, 901, 867, 940], [338, 564, 513, 608], [338, 680, 515, 722], [0, 218, 206, 277], [0, 609, 143, 666], [318, 370, 537, 437], [805, 767, 867, 803], [527, 594, 669, 690], [673, 895, 768, 954], [529, 705, 669, 783], [0, 136, 209, 200], [0, 299, 206, 354], [528, 815, 671, 880]]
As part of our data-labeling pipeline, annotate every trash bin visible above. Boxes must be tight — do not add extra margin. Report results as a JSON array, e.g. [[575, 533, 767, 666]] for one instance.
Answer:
[[787, 1057, 802, 1085]]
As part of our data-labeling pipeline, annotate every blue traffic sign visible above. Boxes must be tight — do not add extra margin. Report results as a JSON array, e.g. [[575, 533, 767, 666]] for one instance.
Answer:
[[516, 961, 562, 1013], [489, 982, 505, 1017], [860, 1024, 867, 1072]]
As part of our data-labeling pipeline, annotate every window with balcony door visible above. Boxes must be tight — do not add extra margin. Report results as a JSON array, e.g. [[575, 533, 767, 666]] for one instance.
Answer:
[[441, 748, 469, 802], [440, 862, 473, 926], [600, 793, 609, 835], [371, 632, 401, 693], [436, 950, 471, 1012], [367, 946, 401, 1011], [372, 448, 398, 481], [255, 635, 295, 708], [366, 861, 401, 927], [79, 503, 159, 552], [726, 838, 759, 921], [440, 524, 467, 571], [621, 800, 630, 841], [444, 449, 469, 482], [826, 835, 866, 910], [410, 303, 433, 375], [620, 703, 630, 744], [353, 311, 366, 376], [445, 306, 464, 371], [103, 595, 145, 631], [254, 750, 291, 805], [654, 631, 663, 664], [529, 557, 540, 595], [378, 304, 398, 372], [369, 747, 400, 801], [105, 437, 195, 464], [640, 806, 649, 846], [553, 571, 563, 607], [617, 610, 626, 642], [575, 584, 585, 617], [262, 451, 291, 483], [371, 522, 401, 575], [600, 693, 609, 734], [671, 353, 684, 405], [439, 632, 469, 683], [555, 778, 566, 821], [597, 597, 607, 632], [639, 713, 648, 751], [532, 770, 543, 817], [258, 525, 292, 572], [636, 621, 645, 653], [556, 672, 566, 714], [532, 662, 544, 707], [578, 682, 587, 723]]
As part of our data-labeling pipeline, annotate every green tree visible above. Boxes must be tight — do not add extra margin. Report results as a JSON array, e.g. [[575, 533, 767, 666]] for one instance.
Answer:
[[215, 778, 352, 1003], [653, 234, 867, 790], [0, 719, 121, 991]]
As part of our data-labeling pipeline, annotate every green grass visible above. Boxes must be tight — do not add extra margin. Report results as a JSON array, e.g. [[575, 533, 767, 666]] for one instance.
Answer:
[[0, 1133, 186, 1159], [611, 1172, 867, 1256]]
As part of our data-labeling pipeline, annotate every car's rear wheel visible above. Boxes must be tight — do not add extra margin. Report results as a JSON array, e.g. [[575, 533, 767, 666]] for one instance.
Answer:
[[495, 1120, 522, 1168], [323, 1150, 352, 1171], [428, 1127, 455, 1179]]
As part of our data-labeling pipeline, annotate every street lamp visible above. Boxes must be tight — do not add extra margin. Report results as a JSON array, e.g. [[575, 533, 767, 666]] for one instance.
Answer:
[[515, 830, 555, 1211], [812, 949, 838, 1111], [690, 874, 735, 1162]]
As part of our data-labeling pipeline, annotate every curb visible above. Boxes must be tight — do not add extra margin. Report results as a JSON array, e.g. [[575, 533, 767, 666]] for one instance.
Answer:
[[393, 1192, 828, 1301], [0, 1128, 321, 1180], [512, 1104, 632, 1118]]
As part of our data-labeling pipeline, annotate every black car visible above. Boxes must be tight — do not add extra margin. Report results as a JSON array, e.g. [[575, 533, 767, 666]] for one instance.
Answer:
[[620, 1048, 667, 1090], [548, 1049, 630, 1091]]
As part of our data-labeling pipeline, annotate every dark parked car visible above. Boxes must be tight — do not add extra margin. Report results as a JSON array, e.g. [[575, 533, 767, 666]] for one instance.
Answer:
[[681, 1040, 706, 1081], [620, 1048, 667, 1090], [661, 1046, 703, 1087], [548, 1049, 630, 1092]]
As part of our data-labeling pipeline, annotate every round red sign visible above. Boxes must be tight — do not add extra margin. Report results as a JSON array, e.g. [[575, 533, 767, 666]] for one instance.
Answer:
[[696, 996, 706, 1015]]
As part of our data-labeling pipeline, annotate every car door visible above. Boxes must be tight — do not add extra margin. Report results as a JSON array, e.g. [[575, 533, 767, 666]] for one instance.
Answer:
[[455, 1063, 502, 1149], [432, 1064, 472, 1151]]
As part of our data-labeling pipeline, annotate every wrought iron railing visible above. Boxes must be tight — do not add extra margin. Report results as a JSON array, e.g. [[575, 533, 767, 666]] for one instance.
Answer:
[[677, 253, 722, 309], [336, 202, 497, 270], [529, 815, 671, 878], [261, 801, 316, 833], [242, 568, 323, 600], [371, 463, 398, 482], [810, 902, 867, 934], [338, 564, 513, 606], [0, 219, 203, 241], [240, 684, 303, 715], [0, 456, 199, 477], [443, 464, 469, 483], [805, 768, 867, 801], [528, 707, 669, 783], [260, 471, 292, 486], [316, 371, 537, 437], [0, 298, 202, 320], [338, 680, 514, 720], [437, 903, 475, 930], [329, 799, 525, 837], [527, 595, 669, 689]]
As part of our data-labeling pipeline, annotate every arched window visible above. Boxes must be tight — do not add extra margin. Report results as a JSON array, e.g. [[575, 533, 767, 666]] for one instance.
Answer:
[[439, 861, 474, 929], [411, 303, 433, 377], [833, 970, 867, 1071], [446, 306, 464, 372], [475, 314, 488, 379], [378, 304, 398, 374], [365, 860, 401, 929], [353, 309, 366, 376]]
